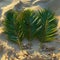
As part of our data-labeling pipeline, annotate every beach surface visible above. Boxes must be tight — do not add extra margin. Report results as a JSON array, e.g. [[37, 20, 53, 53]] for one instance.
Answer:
[[0, 0, 60, 60]]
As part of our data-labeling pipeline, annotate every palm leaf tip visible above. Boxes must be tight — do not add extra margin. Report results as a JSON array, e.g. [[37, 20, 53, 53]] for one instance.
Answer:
[[4, 10, 24, 45], [37, 9, 58, 42]]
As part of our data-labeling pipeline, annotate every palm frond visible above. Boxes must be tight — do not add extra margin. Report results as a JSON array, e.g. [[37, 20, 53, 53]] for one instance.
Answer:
[[4, 10, 24, 46], [18, 10, 38, 41], [37, 9, 57, 42], [4, 9, 58, 48]]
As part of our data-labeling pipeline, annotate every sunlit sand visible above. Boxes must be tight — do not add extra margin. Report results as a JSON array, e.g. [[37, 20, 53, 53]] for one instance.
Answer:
[[0, 0, 60, 60]]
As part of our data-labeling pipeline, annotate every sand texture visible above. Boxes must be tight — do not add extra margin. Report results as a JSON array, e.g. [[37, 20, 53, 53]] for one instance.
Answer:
[[0, 0, 60, 60]]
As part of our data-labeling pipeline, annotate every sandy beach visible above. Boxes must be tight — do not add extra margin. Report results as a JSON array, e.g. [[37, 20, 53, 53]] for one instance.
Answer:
[[0, 0, 60, 60]]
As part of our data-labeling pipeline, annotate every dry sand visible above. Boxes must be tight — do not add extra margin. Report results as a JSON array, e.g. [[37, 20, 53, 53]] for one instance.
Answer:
[[0, 0, 60, 60]]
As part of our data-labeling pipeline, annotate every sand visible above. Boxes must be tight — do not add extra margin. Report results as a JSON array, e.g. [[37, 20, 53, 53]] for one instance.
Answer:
[[0, 0, 60, 60]]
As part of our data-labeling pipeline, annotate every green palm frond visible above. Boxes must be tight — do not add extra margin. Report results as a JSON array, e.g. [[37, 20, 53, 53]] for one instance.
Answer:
[[4, 10, 24, 47], [18, 10, 39, 41], [4, 9, 58, 49], [36, 9, 57, 42]]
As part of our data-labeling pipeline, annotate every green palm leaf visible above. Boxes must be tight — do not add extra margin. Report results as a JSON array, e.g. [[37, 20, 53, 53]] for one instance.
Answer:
[[4, 10, 24, 49], [18, 10, 38, 41], [4, 9, 58, 49], [37, 9, 57, 42]]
